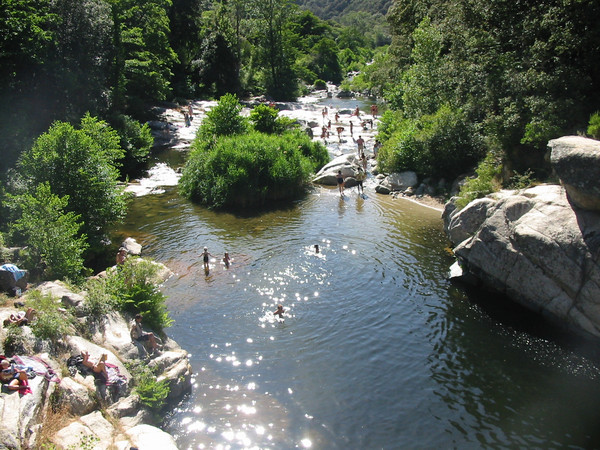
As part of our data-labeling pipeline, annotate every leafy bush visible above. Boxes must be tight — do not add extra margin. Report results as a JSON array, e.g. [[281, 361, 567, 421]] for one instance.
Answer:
[[314, 79, 327, 90], [588, 112, 600, 140], [249, 104, 279, 134], [180, 130, 328, 208], [126, 359, 170, 410], [249, 104, 301, 135], [197, 93, 247, 142], [109, 114, 154, 178], [82, 277, 117, 321], [103, 258, 172, 333], [455, 152, 503, 209], [377, 105, 483, 180], [3, 325, 29, 355], [8, 183, 88, 281], [27, 290, 74, 342]]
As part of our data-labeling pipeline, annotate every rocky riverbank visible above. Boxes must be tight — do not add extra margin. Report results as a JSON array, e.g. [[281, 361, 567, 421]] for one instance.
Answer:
[[0, 246, 192, 449], [444, 136, 600, 339]]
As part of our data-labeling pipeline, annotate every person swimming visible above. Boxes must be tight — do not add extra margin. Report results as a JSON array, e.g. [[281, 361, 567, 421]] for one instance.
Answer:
[[273, 304, 285, 318]]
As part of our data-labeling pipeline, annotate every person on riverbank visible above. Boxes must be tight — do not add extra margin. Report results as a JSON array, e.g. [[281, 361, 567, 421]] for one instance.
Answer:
[[116, 247, 128, 266], [201, 247, 214, 270], [223, 252, 231, 268], [130, 314, 160, 354], [81, 351, 108, 379], [0, 358, 29, 391], [336, 170, 345, 196], [349, 121, 353, 135], [322, 107, 328, 120], [3, 307, 36, 327], [361, 153, 368, 171], [336, 126, 344, 142]]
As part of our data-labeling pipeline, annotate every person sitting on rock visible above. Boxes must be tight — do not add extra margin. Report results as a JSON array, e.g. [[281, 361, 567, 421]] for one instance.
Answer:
[[0, 358, 28, 391], [116, 247, 128, 266], [81, 351, 108, 379], [130, 314, 160, 354], [3, 307, 36, 327]]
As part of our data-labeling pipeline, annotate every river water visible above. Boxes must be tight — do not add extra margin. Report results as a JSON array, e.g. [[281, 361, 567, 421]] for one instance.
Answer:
[[115, 98, 600, 449]]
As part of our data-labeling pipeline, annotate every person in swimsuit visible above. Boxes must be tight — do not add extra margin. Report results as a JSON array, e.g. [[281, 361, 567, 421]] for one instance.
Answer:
[[223, 252, 231, 268], [201, 247, 214, 270], [81, 351, 108, 379], [336, 170, 345, 196]]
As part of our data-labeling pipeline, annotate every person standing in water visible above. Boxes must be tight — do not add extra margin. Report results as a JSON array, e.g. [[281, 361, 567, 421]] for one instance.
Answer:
[[336, 170, 345, 196], [223, 252, 231, 268], [201, 247, 214, 270], [356, 167, 366, 195]]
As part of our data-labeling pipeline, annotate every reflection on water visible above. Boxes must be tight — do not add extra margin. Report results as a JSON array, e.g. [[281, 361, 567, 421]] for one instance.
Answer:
[[116, 179, 600, 448]]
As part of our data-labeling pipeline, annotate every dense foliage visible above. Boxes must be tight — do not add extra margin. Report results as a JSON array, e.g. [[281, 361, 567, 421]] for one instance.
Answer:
[[354, 0, 600, 188]]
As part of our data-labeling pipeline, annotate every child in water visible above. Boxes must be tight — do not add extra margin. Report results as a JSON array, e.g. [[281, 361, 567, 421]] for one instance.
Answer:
[[223, 252, 231, 268], [201, 247, 213, 270], [273, 304, 285, 318]]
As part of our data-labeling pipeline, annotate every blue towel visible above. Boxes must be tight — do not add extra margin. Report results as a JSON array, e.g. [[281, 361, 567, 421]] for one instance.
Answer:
[[0, 264, 26, 281]]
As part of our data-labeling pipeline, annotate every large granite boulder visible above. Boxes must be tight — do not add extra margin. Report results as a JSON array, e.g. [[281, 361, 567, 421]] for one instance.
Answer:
[[375, 171, 418, 194], [444, 184, 600, 338], [549, 136, 600, 211], [312, 154, 361, 186]]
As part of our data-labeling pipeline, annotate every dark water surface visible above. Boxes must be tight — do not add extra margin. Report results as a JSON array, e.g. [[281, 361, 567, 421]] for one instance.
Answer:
[[115, 179, 600, 449]]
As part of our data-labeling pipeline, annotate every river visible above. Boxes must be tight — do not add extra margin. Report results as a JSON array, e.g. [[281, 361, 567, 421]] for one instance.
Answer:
[[114, 96, 600, 449]]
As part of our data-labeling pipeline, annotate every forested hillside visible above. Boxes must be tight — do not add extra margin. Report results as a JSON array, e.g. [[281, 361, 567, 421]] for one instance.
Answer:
[[295, 0, 392, 21]]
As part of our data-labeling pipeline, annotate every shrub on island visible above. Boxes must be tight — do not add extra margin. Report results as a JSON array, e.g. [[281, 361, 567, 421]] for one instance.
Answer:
[[179, 130, 328, 208], [179, 94, 328, 209]]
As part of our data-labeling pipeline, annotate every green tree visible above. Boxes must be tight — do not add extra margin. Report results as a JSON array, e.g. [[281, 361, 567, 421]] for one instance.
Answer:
[[47, 0, 114, 120], [109, 0, 178, 113], [9, 183, 88, 280], [307, 38, 342, 84], [249, 0, 299, 100], [16, 115, 127, 249]]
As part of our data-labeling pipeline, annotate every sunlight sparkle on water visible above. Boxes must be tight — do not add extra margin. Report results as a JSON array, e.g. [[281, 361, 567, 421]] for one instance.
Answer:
[[237, 404, 257, 415], [301, 438, 313, 448]]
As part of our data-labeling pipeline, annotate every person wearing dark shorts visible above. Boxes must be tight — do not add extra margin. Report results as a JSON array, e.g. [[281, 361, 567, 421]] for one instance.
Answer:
[[336, 170, 345, 196]]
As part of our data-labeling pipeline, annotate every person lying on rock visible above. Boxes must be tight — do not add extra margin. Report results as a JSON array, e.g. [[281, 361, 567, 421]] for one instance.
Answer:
[[3, 307, 36, 326], [0, 358, 28, 391], [81, 351, 108, 379], [130, 314, 160, 355]]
